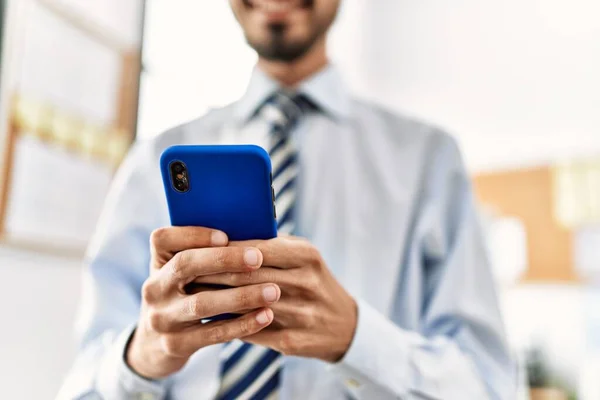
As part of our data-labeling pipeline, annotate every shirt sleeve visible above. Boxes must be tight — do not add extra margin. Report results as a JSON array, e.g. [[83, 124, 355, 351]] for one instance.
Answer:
[[330, 133, 516, 399], [56, 141, 170, 400]]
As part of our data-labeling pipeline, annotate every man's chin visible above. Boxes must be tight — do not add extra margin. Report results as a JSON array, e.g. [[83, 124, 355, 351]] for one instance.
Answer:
[[247, 26, 317, 62], [251, 41, 312, 62]]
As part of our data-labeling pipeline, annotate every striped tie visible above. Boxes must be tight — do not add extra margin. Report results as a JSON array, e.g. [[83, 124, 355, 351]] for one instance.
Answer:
[[216, 92, 313, 400]]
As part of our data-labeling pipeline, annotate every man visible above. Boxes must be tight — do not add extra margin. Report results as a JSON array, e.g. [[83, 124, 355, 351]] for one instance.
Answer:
[[59, 0, 515, 399]]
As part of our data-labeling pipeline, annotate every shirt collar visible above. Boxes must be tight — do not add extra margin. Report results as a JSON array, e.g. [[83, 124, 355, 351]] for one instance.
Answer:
[[233, 64, 351, 124]]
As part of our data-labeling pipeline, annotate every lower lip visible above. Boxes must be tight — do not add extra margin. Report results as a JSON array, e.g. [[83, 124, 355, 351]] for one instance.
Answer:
[[251, 1, 303, 22], [263, 10, 291, 22]]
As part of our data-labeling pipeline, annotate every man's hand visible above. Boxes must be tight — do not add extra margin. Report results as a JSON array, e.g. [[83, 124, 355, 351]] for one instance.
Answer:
[[193, 236, 358, 363], [126, 227, 281, 379]]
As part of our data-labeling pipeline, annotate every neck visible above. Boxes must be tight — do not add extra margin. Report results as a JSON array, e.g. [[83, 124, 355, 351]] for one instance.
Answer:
[[257, 36, 328, 87]]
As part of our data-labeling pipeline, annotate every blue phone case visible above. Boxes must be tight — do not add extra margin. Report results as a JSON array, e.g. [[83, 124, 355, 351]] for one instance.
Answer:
[[160, 145, 278, 323], [160, 144, 278, 241]]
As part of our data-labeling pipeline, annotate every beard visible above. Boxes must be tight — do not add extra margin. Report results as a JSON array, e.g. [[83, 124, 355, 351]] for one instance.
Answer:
[[247, 23, 326, 62]]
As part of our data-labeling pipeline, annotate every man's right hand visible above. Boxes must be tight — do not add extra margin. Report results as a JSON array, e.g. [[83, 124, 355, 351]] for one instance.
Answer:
[[126, 226, 280, 379]]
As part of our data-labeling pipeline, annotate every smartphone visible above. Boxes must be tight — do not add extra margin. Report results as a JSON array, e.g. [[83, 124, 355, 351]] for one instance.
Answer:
[[160, 144, 278, 241], [160, 144, 278, 322]]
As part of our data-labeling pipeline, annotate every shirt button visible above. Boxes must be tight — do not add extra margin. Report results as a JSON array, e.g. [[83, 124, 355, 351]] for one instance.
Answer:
[[346, 378, 361, 388], [135, 392, 156, 400]]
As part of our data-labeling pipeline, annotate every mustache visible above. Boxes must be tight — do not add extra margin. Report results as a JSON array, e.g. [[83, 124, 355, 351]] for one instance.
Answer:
[[242, 0, 314, 9]]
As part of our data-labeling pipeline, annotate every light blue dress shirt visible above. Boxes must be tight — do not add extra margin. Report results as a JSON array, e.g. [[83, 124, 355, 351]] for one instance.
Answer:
[[58, 66, 515, 400]]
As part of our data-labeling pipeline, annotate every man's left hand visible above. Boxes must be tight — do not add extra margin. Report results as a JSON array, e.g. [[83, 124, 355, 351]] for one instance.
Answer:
[[193, 236, 358, 363]]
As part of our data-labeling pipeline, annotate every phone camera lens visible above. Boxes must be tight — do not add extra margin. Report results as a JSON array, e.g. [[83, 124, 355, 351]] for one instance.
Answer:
[[170, 161, 189, 192]]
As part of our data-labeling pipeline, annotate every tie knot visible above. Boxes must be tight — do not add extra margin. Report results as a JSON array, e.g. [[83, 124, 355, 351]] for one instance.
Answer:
[[260, 91, 315, 131]]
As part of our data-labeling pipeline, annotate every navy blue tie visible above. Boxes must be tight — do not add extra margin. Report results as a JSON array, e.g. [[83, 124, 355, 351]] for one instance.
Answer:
[[217, 92, 314, 400]]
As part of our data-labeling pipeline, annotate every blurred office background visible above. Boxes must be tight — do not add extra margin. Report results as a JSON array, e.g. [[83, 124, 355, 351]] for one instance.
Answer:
[[0, 0, 599, 398]]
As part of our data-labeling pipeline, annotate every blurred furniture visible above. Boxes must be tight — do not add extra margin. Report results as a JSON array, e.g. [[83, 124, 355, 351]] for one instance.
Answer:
[[529, 389, 568, 400], [474, 167, 578, 282], [474, 156, 600, 283]]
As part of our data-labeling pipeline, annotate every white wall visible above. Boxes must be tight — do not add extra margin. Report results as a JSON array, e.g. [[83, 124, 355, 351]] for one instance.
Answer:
[[501, 285, 585, 389], [138, 0, 257, 138], [0, 247, 81, 399], [347, 0, 600, 173]]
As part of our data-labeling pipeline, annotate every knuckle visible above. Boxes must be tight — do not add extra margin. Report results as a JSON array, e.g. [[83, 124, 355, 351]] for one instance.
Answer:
[[301, 305, 318, 329], [265, 269, 279, 284], [189, 295, 211, 318], [299, 272, 319, 292], [170, 252, 188, 279], [141, 280, 157, 303], [150, 227, 169, 249], [212, 248, 231, 268], [308, 273, 321, 289], [147, 309, 164, 332], [160, 334, 183, 357], [206, 325, 228, 344], [306, 247, 322, 268], [227, 272, 242, 285], [238, 317, 252, 336], [235, 288, 253, 309], [278, 331, 296, 356], [256, 241, 272, 259], [185, 297, 199, 317]]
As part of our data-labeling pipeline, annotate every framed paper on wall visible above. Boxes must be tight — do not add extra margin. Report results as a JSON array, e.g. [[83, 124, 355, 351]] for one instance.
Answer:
[[0, 0, 144, 256]]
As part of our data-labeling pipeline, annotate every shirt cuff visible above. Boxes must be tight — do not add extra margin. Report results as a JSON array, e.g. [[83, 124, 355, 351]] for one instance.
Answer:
[[330, 298, 420, 399], [96, 324, 169, 400]]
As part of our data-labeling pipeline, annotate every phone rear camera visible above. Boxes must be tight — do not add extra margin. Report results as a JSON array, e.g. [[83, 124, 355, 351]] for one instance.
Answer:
[[170, 161, 189, 193]]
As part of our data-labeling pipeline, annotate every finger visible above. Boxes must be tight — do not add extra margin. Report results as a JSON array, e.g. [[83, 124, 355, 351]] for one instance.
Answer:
[[192, 267, 292, 288], [242, 328, 285, 350], [150, 226, 228, 269], [172, 284, 281, 323], [268, 300, 313, 328], [230, 237, 313, 269], [160, 246, 264, 291], [160, 308, 274, 358], [151, 226, 229, 252], [184, 283, 230, 295], [228, 235, 305, 248]]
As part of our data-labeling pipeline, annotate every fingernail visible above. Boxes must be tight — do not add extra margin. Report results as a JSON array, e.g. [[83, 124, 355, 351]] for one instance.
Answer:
[[211, 231, 228, 246], [244, 248, 260, 266], [256, 309, 272, 324], [262, 285, 278, 302]]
